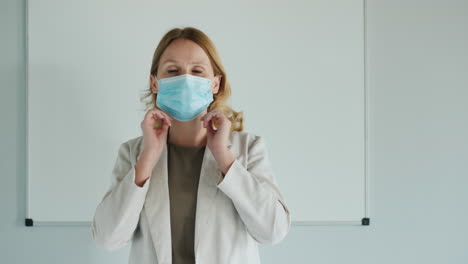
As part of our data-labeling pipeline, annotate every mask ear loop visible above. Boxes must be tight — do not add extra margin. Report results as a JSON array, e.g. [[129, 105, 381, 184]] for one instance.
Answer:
[[153, 75, 159, 94], [167, 124, 171, 145]]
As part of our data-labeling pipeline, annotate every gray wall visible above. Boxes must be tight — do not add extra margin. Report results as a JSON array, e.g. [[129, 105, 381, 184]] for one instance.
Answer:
[[1, 0, 467, 263]]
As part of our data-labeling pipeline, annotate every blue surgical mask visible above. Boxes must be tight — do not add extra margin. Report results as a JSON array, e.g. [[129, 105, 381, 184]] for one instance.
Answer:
[[155, 74, 215, 121]]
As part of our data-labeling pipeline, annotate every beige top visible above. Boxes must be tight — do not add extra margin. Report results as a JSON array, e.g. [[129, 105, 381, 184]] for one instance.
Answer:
[[167, 138, 206, 264]]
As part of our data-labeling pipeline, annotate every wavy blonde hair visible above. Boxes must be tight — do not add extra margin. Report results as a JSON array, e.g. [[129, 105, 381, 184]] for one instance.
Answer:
[[139, 27, 244, 132]]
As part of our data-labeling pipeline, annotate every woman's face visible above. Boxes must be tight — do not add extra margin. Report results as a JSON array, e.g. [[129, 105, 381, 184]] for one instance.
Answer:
[[151, 39, 220, 94]]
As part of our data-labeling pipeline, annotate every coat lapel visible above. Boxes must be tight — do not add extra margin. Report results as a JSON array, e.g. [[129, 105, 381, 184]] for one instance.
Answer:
[[142, 132, 233, 264], [143, 143, 171, 263]]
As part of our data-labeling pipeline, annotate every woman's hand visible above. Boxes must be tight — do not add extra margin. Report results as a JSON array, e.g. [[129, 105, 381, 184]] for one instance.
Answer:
[[201, 109, 232, 151], [141, 109, 173, 155], [201, 110, 235, 177], [134, 109, 173, 187]]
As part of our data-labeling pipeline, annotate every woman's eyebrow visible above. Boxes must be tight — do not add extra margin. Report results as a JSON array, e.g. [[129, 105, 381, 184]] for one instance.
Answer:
[[190, 60, 208, 66], [161, 59, 208, 66], [161, 59, 177, 66]]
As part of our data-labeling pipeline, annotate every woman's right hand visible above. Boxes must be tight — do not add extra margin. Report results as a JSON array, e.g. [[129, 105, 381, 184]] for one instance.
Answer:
[[134, 109, 173, 187], [141, 109, 173, 156]]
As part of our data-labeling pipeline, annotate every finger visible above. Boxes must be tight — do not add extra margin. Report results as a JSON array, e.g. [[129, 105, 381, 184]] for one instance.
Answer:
[[147, 109, 164, 122], [212, 115, 220, 130], [157, 111, 174, 125], [202, 113, 215, 132], [201, 110, 217, 127], [206, 119, 215, 133], [151, 112, 163, 126], [153, 111, 166, 121], [210, 112, 225, 128], [204, 117, 219, 131], [202, 112, 214, 128], [161, 117, 170, 131], [149, 112, 163, 130], [153, 111, 172, 126], [145, 109, 158, 121], [154, 117, 169, 131]]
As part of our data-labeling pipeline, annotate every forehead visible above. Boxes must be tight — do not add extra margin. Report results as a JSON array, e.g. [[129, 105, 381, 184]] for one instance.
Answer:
[[160, 39, 210, 65]]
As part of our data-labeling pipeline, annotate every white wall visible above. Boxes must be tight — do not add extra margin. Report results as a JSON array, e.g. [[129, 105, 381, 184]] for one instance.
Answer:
[[1, 0, 467, 263]]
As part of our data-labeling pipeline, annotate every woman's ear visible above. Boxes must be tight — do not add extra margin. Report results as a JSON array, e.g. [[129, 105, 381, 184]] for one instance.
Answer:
[[150, 75, 158, 94]]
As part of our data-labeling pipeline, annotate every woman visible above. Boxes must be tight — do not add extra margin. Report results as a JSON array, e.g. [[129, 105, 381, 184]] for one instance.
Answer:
[[92, 26, 291, 264]]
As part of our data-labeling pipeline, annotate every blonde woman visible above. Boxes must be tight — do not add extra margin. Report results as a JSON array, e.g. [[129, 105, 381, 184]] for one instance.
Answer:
[[92, 26, 291, 264]]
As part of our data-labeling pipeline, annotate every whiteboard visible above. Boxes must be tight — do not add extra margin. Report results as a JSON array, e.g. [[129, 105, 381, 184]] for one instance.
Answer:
[[26, 0, 368, 226]]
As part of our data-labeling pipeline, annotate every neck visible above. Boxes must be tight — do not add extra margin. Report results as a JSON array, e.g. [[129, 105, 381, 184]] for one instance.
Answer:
[[167, 114, 207, 147]]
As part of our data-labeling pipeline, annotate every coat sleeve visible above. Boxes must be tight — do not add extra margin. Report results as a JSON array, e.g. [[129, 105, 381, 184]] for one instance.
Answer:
[[216, 135, 291, 245], [91, 142, 151, 251]]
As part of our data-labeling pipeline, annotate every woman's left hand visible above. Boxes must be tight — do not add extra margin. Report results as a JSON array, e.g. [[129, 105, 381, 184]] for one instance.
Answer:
[[201, 109, 232, 152], [201, 109, 235, 177]]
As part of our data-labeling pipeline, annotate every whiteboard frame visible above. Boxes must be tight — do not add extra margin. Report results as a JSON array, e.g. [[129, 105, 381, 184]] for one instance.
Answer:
[[25, 0, 370, 227]]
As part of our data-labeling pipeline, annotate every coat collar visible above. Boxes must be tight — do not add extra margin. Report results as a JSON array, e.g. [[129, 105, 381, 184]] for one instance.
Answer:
[[140, 131, 233, 264]]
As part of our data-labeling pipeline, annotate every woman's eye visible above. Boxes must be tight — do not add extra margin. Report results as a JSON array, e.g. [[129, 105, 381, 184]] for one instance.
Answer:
[[167, 69, 202, 74]]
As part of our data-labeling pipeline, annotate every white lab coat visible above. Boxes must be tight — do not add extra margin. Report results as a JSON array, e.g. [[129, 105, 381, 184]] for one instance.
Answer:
[[92, 130, 291, 264]]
